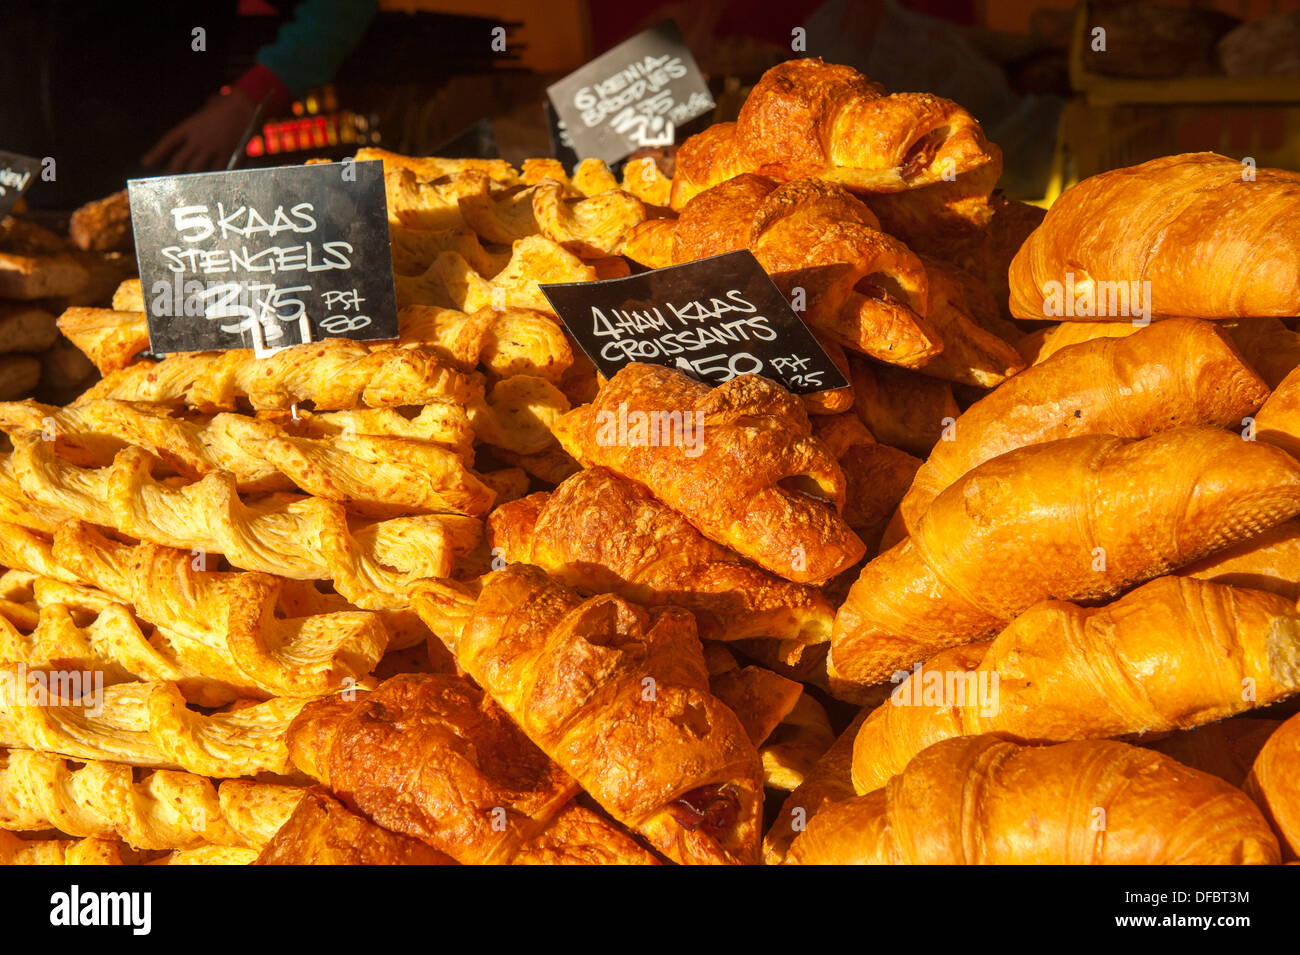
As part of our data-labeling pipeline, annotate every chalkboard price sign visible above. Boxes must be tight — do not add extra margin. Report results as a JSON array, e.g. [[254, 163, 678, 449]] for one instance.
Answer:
[[0, 151, 43, 219], [546, 20, 715, 167], [127, 160, 398, 357], [541, 250, 848, 395]]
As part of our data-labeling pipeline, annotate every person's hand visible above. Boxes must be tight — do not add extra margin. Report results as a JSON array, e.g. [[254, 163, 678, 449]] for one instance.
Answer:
[[142, 88, 257, 173]]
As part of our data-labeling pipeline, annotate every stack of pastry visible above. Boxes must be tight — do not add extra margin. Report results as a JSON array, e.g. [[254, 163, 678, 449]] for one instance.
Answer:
[[1, 58, 1298, 865], [0, 195, 137, 404]]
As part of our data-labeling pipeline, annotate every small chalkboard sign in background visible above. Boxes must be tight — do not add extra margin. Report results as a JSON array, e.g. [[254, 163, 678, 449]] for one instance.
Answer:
[[546, 20, 715, 167], [127, 160, 398, 357], [541, 250, 848, 395], [0, 151, 43, 220]]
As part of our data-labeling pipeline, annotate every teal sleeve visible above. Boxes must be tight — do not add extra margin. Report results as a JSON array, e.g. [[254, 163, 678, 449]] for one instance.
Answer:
[[256, 0, 379, 96]]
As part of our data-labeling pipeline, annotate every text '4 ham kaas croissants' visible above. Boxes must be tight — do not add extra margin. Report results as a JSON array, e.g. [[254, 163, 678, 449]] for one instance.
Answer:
[[831, 426, 1300, 687], [553, 362, 864, 585], [1009, 152, 1300, 320], [848, 575, 1300, 794], [785, 736, 1279, 865], [888, 318, 1270, 542], [411, 565, 763, 865]]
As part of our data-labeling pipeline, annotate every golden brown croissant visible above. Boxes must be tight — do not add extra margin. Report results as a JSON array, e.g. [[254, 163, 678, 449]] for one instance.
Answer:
[[891, 319, 1270, 541], [1183, 518, 1300, 602], [670, 59, 999, 209], [832, 427, 1300, 688], [0, 521, 390, 699], [553, 363, 863, 584], [254, 789, 458, 865], [1, 436, 480, 612], [487, 467, 834, 653], [1010, 153, 1300, 320], [288, 673, 657, 865], [0, 748, 302, 851], [786, 736, 1279, 865], [1256, 363, 1300, 460], [411, 564, 763, 865], [1244, 712, 1300, 859], [847, 356, 958, 458], [0, 399, 496, 518], [849, 575, 1300, 794]]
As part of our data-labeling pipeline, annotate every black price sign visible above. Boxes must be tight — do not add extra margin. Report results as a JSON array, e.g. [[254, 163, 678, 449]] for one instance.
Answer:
[[127, 160, 398, 357], [546, 20, 715, 166], [0, 151, 42, 219], [541, 250, 848, 395]]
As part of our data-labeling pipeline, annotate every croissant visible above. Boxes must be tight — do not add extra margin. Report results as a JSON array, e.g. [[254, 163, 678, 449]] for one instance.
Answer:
[[1244, 711, 1300, 859], [487, 467, 834, 653], [847, 356, 958, 458], [553, 363, 863, 584], [0, 748, 303, 851], [287, 673, 657, 865], [758, 693, 835, 793], [1009, 153, 1300, 320], [0, 521, 389, 699], [849, 575, 1300, 794], [1256, 363, 1300, 459], [411, 564, 763, 865], [0, 678, 305, 777], [1184, 517, 1300, 602], [254, 789, 457, 865], [657, 174, 941, 369], [832, 427, 1300, 687], [0, 399, 495, 519], [890, 319, 1270, 541], [78, 338, 481, 414], [810, 413, 920, 554], [786, 736, 1279, 865], [670, 59, 999, 209], [2, 436, 480, 612]]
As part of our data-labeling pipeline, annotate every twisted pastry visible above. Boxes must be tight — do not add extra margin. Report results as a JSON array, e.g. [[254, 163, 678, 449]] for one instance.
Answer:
[[412, 565, 763, 865], [459, 177, 646, 258], [2, 436, 481, 611], [355, 146, 517, 184], [56, 306, 148, 375], [0, 831, 127, 865], [0, 678, 306, 777], [849, 576, 1300, 794], [488, 467, 835, 654], [621, 157, 673, 207], [270, 404, 475, 461], [397, 305, 573, 383], [0, 399, 496, 518], [0, 748, 303, 850], [832, 427, 1300, 687], [389, 224, 507, 277], [0, 521, 390, 699], [553, 362, 863, 584], [383, 166, 490, 229], [288, 673, 657, 865], [786, 736, 1280, 865], [77, 338, 481, 414]]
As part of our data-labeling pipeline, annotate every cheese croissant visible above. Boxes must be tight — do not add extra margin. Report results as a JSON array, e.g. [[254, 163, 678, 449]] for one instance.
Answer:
[[287, 673, 657, 865], [488, 466, 834, 654], [553, 363, 863, 584], [849, 575, 1300, 794], [2, 436, 480, 611], [411, 565, 764, 865], [890, 318, 1270, 542], [0, 521, 389, 699], [671, 59, 999, 208], [786, 736, 1279, 865], [832, 427, 1300, 687], [1244, 711, 1300, 859], [0, 748, 302, 851], [1009, 153, 1300, 320]]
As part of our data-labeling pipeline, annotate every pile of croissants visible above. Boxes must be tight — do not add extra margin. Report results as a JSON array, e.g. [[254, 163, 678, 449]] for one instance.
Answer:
[[0, 58, 1297, 866]]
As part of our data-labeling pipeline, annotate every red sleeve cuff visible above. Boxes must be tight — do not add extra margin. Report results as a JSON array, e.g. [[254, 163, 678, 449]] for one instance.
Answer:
[[233, 64, 294, 117]]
